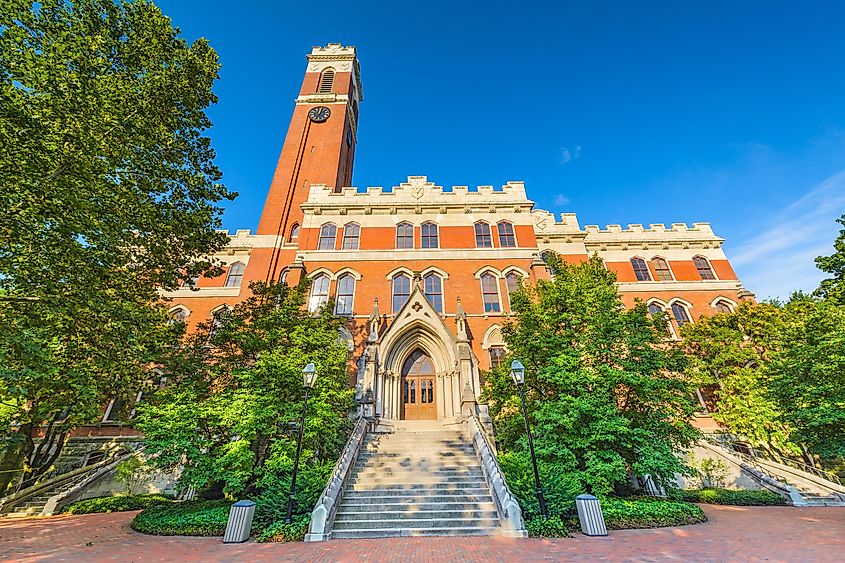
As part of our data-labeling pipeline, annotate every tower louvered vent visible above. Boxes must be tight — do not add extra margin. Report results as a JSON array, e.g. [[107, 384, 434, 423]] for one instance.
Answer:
[[318, 68, 335, 93]]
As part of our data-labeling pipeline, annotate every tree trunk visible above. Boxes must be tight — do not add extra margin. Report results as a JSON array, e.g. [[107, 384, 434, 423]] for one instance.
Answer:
[[19, 421, 69, 490], [0, 424, 31, 494]]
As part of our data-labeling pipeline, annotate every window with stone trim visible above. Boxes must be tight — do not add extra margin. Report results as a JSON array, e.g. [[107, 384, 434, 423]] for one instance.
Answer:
[[648, 302, 673, 337], [474, 221, 493, 248], [671, 302, 691, 326], [497, 221, 516, 247], [631, 257, 652, 281], [651, 257, 673, 281], [693, 256, 716, 280], [318, 223, 337, 250], [168, 307, 189, 324], [308, 274, 330, 312], [424, 273, 443, 313], [505, 271, 521, 296], [318, 67, 335, 93], [489, 346, 506, 369], [540, 250, 556, 276], [342, 223, 360, 250], [289, 223, 300, 241], [396, 222, 413, 249], [714, 299, 733, 314], [335, 274, 355, 316], [392, 274, 411, 313], [224, 262, 245, 287], [421, 222, 439, 249], [480, 273, 501, 313]]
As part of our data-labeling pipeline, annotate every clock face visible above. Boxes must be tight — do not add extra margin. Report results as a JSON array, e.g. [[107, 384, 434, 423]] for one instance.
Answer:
[[346, 127, 353, 147], [308, 106, 331, 123]]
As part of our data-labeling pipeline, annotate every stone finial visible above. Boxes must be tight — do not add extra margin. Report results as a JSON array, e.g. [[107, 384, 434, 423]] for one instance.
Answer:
[[368, 298, 380, 342], [460, 382, 477, 417], [455, 297, 468, 341]]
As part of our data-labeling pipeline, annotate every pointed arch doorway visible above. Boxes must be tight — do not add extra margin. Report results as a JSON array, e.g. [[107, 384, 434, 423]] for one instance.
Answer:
[[400, 350, 437, 420]]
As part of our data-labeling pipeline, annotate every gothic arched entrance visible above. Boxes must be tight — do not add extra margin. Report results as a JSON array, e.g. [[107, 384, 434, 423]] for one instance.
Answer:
[[400, 349, 437, 420]]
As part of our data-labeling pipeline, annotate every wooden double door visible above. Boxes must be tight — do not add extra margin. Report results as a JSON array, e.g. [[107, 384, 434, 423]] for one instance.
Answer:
[[400, 350, 437, 420]]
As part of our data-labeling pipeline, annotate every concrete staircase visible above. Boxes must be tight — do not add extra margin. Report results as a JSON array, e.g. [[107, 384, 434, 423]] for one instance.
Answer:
[[331, 420, 501, 538], [5, 479, 80, 517]]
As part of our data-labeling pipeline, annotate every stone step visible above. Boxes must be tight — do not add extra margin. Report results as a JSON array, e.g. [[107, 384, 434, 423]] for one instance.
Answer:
[[338, 501, 497, 512], [351, 468, 484, 478], [334, 509, 499, 522], [331, 527, 499, 539], [332, 517, 499, 531], [347, 480, 487, 491], [340, 492, 494, 503]]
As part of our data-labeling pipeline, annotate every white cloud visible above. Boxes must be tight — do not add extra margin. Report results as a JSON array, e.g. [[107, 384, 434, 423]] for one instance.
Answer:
[[730, 170, 845, 301], [554, 194, 570, 206], [560, 145, 581, 164]]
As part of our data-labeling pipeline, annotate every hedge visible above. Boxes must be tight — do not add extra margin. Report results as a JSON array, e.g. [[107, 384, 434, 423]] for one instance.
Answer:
[[601, 497, 707, 530], [61, 494, 174, 515], [681, 488, 786, 506], [255, 516, 310, 542], [130, 500, 231, 536], [525, 515, 572, 538]]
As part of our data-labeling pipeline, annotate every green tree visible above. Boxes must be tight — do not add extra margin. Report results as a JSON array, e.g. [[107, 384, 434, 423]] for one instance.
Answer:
[[482, 254, 699, 498], [135, 281, 355, 501], [815, 214, 845, 305], [767, 298, 845, 459], [0, 0, 234, 490], [680, 302, 800, 457]]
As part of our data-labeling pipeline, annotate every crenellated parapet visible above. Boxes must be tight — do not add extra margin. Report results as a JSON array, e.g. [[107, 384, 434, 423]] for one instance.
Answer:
[[301, 176, 534, 216], [582, 222, 725, 252]]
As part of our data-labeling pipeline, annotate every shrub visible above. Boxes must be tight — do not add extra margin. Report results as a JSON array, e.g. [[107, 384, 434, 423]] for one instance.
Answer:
[[255, 516, 310, 542], [524, 515, 571, 538], [601, 497, 706, 529], [62, 494, 174, 515], [131, 500, 231, 536], [681, 488, 786, 506], [497, 452, 581, 519], [251, 462, 332, 534]]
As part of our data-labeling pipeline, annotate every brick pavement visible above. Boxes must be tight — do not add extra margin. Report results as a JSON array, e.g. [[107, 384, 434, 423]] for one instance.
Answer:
[[0, 505, 843, 562]]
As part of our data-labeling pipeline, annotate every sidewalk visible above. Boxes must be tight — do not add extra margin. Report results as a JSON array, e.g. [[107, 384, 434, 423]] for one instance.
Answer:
[[1, 504, 843, 562]]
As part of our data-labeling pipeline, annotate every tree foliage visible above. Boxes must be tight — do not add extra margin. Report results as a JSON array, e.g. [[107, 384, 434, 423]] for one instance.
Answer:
[[135, 281, 355, 501], [814, 214, 845, 305], [0, 0, 233, 489], [482, 254, 699, 496]]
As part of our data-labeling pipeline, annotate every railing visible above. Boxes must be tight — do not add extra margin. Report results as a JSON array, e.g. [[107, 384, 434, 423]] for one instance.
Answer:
[[304, 415, 368, 542], [705, 436, 841, 487], [464, 414, 526, 538]]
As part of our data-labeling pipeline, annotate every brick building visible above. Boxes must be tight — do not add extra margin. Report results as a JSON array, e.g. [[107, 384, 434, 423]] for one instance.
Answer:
[[163, 43, 754, 423]]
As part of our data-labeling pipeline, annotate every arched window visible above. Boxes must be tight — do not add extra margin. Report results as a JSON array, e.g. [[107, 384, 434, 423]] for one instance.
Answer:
[[505, 271, 520, 296], [651, 257, 673, 281], [318, 223, 337, 250], [168, 307, 189, 324], [480, 273, 501, 313], [289, 223, 300, 241], [631, 257, 652, 281], [540, 250, 556, 276], [474, 222, 493, 248], [714, 299, 733, 314], [421, 222, 438, 249], [308, 275, 330, 312], [210, 306, 229, 335], [396, 222, 413, 249], [342, 223, 360, 250], [693, 256, 716, 280], [648, 302, 673, 337], [489, 346, 506, 369], [224, 262, 245, 287], [317, 67, 335, 93], [671, 302, 691, 326], [497, 221, 516, 247], [423, 273, 443, 313], [335, 274, 355, 315], [392, 274, 411, 313]]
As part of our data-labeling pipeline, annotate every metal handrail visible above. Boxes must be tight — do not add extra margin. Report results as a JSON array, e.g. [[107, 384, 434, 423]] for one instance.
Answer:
[[704, 436, 841, 487]]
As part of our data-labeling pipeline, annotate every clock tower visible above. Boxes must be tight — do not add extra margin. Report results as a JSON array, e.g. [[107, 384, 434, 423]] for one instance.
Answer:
[[252, 43, 362, 281]]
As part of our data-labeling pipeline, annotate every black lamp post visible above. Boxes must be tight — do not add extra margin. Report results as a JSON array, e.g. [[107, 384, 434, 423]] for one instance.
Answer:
[[285, 362, 318, 524], [510, 359, 548, 519]]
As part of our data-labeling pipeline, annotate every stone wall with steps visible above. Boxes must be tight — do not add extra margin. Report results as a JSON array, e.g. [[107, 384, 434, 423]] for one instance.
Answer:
[[330, 421, 503, 538]]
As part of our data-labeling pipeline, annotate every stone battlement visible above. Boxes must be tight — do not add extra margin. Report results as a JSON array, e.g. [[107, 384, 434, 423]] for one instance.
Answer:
[[304, 176, 531, 206], [308, 43, 357, 58], [584, 222, 715, 235]]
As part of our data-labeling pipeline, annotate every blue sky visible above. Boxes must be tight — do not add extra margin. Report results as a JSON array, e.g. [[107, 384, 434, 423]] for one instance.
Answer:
[[157, 0, 845, 300]]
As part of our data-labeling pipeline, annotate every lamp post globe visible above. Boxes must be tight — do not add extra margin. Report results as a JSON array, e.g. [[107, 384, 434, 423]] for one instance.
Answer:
[[509, 359, 525, 385], [286, 362, 318, 523]]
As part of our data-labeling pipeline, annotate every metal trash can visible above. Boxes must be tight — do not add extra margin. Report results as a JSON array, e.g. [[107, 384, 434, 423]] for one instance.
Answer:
[[575, 494, 608, 536], [223, 500, 256, 543]]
